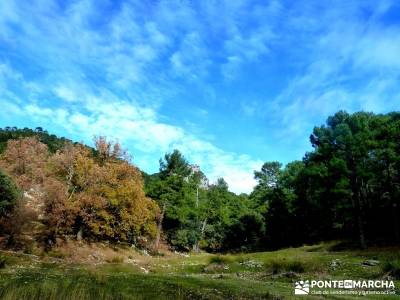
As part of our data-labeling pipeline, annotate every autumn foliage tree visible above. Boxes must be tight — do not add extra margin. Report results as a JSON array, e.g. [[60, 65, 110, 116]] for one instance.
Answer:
[[42, 137, 159, 243], [0, 137, 48, 189], [0, 135, 159, 248]]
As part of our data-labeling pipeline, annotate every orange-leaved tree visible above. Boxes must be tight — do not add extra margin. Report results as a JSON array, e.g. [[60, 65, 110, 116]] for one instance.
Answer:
[[45, 137, 159, 243]]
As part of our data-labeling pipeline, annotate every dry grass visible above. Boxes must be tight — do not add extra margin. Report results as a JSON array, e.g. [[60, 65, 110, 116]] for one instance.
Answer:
[[1, 242, 399, 299]]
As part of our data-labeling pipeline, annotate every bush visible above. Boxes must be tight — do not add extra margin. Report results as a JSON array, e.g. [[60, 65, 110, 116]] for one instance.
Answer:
[[0, 256, 7, 268], [383, 259, 400, 279], [209, 255, 233, 265], [170, 229, 199, 251], [0, 170, 20, 218], [107, 256, 124, 263], [269, 260, 305, 274], [46, 250, 66, 259], [286, 261, 305, 273]]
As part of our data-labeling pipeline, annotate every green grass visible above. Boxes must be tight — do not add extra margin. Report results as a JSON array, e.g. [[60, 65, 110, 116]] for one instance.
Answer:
[[0, 270, 281, 300], [0, 243, 399, 299], [383, 259, 400, 279], [208, 255, 234, 265]]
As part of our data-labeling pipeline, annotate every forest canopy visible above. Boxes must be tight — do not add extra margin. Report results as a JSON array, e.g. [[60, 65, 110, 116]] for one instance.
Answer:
[[0, 110, 399, 252]]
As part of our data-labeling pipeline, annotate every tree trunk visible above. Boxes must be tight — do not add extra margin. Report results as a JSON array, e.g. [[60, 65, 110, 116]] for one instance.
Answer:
[[356, 183, 367, 249], [393, 202, 399, 242], [154, 204, 165, 250], [194, 218, 207, 253], [76, 227, 83, 241], [357, 207, 366, 249], [350, 162, 367, 249], [200, 218, 207, 236]]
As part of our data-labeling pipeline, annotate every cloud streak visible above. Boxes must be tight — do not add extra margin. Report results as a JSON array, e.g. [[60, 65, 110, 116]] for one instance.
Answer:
[[1, 0, 400, 193]]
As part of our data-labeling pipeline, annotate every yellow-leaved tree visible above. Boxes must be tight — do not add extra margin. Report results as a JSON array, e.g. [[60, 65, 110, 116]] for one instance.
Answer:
[[46, 137, 159, 244], [0, 135, 158, 247]]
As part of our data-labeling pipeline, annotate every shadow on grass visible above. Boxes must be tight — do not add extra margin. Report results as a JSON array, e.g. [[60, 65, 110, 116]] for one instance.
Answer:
[[0, 270, 280, 300]]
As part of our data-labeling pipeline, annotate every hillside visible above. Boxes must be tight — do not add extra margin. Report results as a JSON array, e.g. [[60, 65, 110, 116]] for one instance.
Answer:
[[0, 242, 399, 299], [0, 127, 75, 154]]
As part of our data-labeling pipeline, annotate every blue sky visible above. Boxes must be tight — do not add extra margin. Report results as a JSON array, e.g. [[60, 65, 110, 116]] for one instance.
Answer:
[[1, 1, 400, 193]]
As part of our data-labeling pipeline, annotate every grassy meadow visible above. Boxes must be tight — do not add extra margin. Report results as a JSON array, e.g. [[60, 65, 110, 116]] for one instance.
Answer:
[[0, 242, 399, 299]]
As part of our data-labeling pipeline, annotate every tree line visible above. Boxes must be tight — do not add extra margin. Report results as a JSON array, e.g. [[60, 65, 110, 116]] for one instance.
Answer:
[[0, 110, 399, 252]]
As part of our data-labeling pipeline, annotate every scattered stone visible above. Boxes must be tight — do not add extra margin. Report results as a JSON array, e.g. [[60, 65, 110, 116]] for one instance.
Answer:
[[240, 260, 262, 268], [362, 260, 380, 266], [174, 251, 189, 258], [126, 258, 137, 265], [203, 263, 228, 273], [383, 274, 393, 281], [330, 259, 341, 270], [271, 271, 298, 279]]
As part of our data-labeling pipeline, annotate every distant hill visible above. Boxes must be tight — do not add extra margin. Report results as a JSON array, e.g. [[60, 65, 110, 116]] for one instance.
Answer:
[[0, 127, 75, 154]]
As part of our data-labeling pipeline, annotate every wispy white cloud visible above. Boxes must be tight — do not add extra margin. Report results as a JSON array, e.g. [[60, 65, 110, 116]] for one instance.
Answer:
[[0, 59, 261, 193], [10, 97, 261, 193], [265, 0, 400, 146], [1, 0, 400, 193], [170, 32, 211, 79]]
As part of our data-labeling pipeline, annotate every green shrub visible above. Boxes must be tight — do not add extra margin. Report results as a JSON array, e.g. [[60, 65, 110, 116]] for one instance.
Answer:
[[269, 260, 305, 274], [270, 261, 282, 274], [46, 250, 66, 259], [286, 261, 305, 273], [0, 170, 20, 218], [383, 259, 400, 279], [170, 229, 198, 251], [0, 256, 7, 269], [209, 255, 232, 265]]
